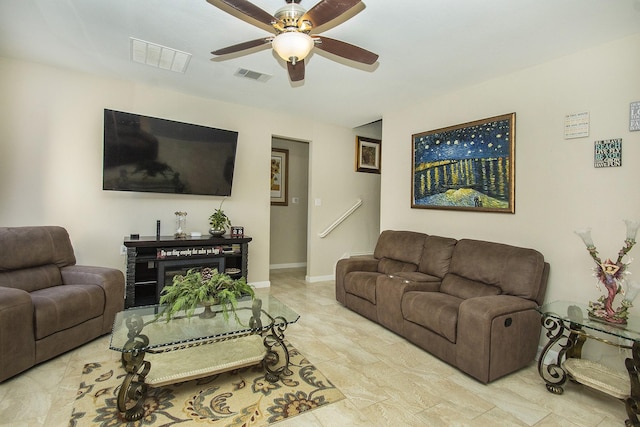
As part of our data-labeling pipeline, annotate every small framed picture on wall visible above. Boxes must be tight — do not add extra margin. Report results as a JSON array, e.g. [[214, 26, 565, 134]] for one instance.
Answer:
[[271, 148, 288, 206], [355, 136, 381, 174]]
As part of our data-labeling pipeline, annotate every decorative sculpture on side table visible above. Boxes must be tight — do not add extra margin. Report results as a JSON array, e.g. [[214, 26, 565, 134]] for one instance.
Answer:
[[575, 219, 640, 325]]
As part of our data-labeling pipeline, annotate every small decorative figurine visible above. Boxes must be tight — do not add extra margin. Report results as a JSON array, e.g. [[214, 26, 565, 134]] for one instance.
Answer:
[[575, 220, 639, 325]]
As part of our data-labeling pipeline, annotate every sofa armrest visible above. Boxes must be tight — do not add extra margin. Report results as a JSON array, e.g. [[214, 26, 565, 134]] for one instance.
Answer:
[[459, 295, 537, 321], [335, 256, 379, 304], [0, 287, 35, 382], [456, 295, 539, 383], [61, 265, 125, 333]]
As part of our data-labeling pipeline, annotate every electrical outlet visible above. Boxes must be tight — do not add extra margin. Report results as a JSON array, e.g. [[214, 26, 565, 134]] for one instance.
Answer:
[[120, 245, 127, 255]]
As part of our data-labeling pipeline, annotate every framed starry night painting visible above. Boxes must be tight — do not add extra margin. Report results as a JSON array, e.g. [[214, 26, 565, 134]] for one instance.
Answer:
[[411, 113, 515, 213]]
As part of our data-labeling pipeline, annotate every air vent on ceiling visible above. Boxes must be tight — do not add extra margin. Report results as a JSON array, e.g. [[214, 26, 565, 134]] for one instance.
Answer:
[[130, 37, 192, 73], [234, 68, 272, 82]]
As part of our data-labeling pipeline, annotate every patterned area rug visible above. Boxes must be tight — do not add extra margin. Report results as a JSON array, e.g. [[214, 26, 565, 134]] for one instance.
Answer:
[[69, 342, 344, 426]]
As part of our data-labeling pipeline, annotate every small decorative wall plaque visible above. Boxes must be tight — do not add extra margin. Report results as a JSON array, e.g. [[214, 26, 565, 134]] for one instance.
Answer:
[[564, 111, 590, 139], [594, 139, 622, 168], [630, 101, 640, 132]]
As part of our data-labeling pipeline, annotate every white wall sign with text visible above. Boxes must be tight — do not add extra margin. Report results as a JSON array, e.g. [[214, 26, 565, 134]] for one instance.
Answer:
[[594, 139, 622, 168], [564, 111, 590, 139], [630, 101, 640, 132]]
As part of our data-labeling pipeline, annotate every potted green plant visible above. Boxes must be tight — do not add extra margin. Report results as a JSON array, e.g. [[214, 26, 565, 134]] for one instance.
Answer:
[[209, 199, 231, 236], [159, 267, 255, 322]]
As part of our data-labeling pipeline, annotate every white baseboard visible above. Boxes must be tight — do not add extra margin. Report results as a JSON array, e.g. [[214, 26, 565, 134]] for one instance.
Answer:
[[250, 280, 270, 289], [269, 262, 307, 270], [306, 274, 335, 283]]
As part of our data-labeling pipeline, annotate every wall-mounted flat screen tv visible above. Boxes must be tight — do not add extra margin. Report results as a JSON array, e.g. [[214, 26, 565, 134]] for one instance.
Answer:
[[103, 109, 238, 196]]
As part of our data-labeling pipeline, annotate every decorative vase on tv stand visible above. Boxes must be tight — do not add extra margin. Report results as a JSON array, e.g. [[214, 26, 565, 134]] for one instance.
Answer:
[[209, 226, 226, 237], [174, 211, 187, 239], [208, 198, 231, 237]]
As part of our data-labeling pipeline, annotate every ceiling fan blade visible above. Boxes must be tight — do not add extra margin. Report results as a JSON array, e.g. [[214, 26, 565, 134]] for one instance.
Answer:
[[287, 61, 305, 82], [301, 0, 361, 29], [211, 38, 271, 55], [205, 0, 276, 33], [314, 36, 378, 65]]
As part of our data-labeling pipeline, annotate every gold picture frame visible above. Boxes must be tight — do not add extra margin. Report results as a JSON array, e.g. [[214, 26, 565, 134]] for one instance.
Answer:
[[355, 136, 381, 174], [411, 113, 516, 213], [270, 148, 288, 206]]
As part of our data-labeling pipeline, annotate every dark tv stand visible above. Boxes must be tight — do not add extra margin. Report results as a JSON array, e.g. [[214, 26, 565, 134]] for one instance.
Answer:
[[123, 235, 252, 308]]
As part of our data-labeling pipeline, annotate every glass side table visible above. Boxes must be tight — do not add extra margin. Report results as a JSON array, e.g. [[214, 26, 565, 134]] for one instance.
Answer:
[[537, 301, 640, 426]]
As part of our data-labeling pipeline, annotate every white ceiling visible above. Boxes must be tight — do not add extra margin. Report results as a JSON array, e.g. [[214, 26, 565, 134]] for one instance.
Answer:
[[1, 0, 639, 128]]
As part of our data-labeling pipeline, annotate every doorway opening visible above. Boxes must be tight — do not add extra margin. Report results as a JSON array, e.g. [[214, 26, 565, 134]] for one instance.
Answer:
[[269, 137, 309, 277]]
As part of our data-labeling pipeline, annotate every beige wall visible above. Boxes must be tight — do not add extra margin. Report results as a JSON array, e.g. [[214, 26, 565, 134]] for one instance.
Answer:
[[0, 56, 381, 285], [381, 34, 640, 305]]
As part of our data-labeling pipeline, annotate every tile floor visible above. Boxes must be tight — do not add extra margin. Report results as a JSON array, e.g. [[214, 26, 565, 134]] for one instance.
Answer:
[[0, 268, 630, 426]]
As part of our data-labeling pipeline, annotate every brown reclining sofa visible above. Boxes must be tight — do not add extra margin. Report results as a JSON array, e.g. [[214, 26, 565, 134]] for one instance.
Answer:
[[335, 230, 549, 383], [0, 226, 124, 382]]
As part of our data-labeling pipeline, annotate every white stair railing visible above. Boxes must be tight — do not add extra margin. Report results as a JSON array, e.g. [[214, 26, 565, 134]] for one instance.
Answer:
[[318, 198, 363, 238]]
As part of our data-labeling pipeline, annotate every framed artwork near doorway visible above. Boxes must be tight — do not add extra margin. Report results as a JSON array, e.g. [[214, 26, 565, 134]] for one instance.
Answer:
[[411, 113, 516, 213], [271, 148, 288, 206], [355, 136, 381, 173]]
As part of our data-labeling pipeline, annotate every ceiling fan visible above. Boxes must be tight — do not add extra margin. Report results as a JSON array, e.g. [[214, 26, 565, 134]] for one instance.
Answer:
[[206, 0, 379, 82]]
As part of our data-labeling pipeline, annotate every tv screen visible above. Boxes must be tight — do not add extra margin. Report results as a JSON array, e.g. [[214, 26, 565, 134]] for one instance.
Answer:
[[103, 109, 238, 196]]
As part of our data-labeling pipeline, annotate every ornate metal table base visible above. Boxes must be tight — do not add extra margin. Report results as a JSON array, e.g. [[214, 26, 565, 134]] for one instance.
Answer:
[[538, 310, 640, 426], [117, 314, 151, 421], [537, 313, 585, 394], [262, 317, 293, 383], [117, 304, 294, 421], [626, 343, 640, 427], [249, 299, 292, 383], [118, 345, 149, 421]]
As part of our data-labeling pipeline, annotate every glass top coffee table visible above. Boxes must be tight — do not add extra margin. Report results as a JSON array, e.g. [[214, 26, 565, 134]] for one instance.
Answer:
[[537, 301, 640, 426], [109, 293, 299, 421]]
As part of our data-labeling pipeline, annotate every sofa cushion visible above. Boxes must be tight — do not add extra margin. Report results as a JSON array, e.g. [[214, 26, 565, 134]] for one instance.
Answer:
[[448, 239, 546, 300], [418, 235, 457, 278], [378, 258, 418, 275], [373, 230, 427, 266], [391, 271, 441, 284], [402, 291, 462, 343], [440, 274, 501, 300], [31, 284, 105, 340], [0, 226, 76, 271], [0, 265, 63, 293], [343, 271, 378, 304]]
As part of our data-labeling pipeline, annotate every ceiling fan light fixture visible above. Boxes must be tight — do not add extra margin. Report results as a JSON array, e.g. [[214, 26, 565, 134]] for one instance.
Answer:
[[272, 32, 314, 64]]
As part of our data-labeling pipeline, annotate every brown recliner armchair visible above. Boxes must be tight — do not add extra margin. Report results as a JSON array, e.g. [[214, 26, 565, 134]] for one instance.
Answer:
[[0, 226, 124, 382]]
